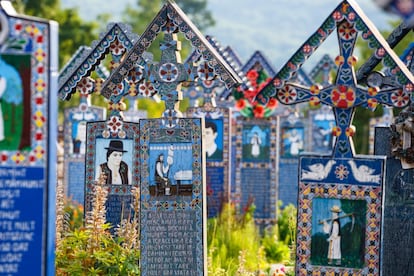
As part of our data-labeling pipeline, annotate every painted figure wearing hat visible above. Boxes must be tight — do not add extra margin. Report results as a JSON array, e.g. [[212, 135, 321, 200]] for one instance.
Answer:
[[97, 140, 132, 185], [322, 205, 342, 265]]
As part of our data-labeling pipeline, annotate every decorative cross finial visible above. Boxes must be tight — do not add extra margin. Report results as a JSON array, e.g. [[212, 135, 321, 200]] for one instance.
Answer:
[[255, 0, 414, 158]]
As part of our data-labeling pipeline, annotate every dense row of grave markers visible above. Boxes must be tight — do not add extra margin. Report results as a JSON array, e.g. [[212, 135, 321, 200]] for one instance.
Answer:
[[255, 0, 414, 274], [59, 1, 242, 275], [1, 0, 412, 274], [0, 2, 58, 275]]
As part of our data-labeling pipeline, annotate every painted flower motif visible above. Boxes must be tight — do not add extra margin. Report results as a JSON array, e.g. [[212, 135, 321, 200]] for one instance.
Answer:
[[0, 152, 8, 163], [35, 131, 43, 141], [25, 24, 40, 37], [347, 55, 358, 66], [267, 98, 278, 109], [405, 83, 414, 92], [246, 70, 259, 82], [14, 22, 23, 32], [159, 63, 179, 82], [35, 48, 46, 62], [335, 164, 349, 180], [302, 44, 313, 55], [197, 61, 215, 81], [310, 85, 321, 95], [12, 152, 25, 164], [346, 127, 355, 137], [138, 81, 156, 97], [335, 55, 344, 66], [253, 104, 265, 118], [309, 96, 320, 107], [235, 99, 247, 110], [109, 40, 126, 56], [367, 98, 378, 111], [331, 85, 355, 108], [107, 116, 123, 133], [94, 78, 104, 94], [33, 145, 45, 159], [367, 87, 379, 96], [77, 77, 94, 94], [35, 79, 46, 92], [287, 61, 297, 71], [391, 89, 410, 107], [33, 111, 46, 128], [233, 69, 274, 118], [273, 78, 283, 88], [332, 11, 343, 21], [332, 126, 341, 137], [338, 21, 356, 40], [278, 84, 297, 104], [347, 12, 356, 21]]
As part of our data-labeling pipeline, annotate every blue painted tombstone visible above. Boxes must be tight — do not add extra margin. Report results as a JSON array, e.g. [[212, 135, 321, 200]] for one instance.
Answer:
[[231, 50, 279, 226], [58, 22, 141, 235], [307, 106, 335, 154], [374, 125, 414, 276], [278, 111, 305, 208], [185, 36, 238, 218], [255, 0, 414, 274], [0, 2, 58, 275], [186, 36, 239, 218], [61, 46, 107, 205], [99, 1, 241, 275]]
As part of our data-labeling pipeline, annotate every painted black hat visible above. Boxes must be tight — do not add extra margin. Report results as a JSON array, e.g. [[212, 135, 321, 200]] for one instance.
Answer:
[[105, 140, 127, 152]]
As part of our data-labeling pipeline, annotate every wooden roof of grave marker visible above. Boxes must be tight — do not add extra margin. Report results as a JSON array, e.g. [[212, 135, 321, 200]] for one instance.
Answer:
[[255, 0, 414, 159], [100, 0, 241, 118], [308, 54, 337, 86], [242, 50, 276, 77], [58, 23, 139, 101]]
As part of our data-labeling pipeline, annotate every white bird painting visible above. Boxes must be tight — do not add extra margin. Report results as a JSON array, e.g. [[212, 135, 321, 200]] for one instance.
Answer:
[[347, 160, 381, 184], [301, 160, 336, 181]]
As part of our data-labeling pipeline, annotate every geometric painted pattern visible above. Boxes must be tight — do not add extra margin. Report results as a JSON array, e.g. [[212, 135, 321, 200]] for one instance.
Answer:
[[256, 0, 414, 159]]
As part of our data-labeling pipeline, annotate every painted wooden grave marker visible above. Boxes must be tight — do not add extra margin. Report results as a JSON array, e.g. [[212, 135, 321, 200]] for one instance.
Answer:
[[61, 46, 107, 204], [231, 50, 279, 225], [58, 22, 141, 235], [0, 2, 58, 275], [100, 1, 241, 274], [185, 36, 237, 218], [256, 0, 414, 274], [374, 125, 414, 276]]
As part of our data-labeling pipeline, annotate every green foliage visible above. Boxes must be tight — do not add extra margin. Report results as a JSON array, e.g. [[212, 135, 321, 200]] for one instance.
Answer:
[[207, 203, 297, 275], [55, 185, 141, 275], [63, 198, 84, 231], [276, 202, 297, 247], [207, 203, 262, 274], [12, 0, 100, 67], [55, 226, 140, 275], [261, 227, 290, 264]]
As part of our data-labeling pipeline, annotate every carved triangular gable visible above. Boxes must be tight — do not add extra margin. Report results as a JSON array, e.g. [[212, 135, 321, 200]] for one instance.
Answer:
[[242, 50, 276, 77], [257, 0, 414, 102], [100, 0, 242, 100], [60, 46, 110, 80], [58, 23, 139, 100], [308, 54, 337, 86]]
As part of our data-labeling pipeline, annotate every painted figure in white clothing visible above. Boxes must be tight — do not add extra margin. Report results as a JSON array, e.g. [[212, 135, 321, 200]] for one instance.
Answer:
[[250, 131, 262, 158], [322, 205, 342, 265]]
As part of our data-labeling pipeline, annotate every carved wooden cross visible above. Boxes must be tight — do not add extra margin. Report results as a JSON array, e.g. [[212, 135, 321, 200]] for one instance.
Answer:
[[255, 1, 414, 158]]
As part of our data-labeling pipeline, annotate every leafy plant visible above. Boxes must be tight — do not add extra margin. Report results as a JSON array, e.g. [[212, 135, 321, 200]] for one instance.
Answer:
[[55, 176, 140, 275]]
